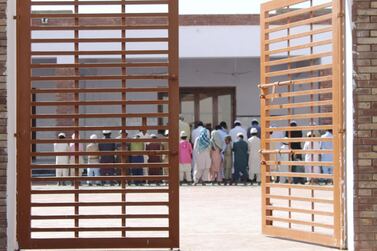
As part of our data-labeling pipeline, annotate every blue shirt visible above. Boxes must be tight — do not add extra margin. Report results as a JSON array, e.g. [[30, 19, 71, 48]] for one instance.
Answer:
[[320, 131, 333, 162]]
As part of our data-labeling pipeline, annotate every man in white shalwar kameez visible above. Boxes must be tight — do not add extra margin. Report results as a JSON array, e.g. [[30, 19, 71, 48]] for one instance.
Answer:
[[54, 133, 70, 186], [303, 131, 321, 184], [179, 114, 191, 142], [248, 128, 261, 184], [278, 140, 290, 184], [269, 127, 285, 182], [229, 120, 247, 143]]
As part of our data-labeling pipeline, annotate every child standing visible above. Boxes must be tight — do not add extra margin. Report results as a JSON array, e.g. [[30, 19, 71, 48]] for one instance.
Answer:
[[179, 131, 193, 184], [223, 135, 233, 185], [233, 133, 249, 184]]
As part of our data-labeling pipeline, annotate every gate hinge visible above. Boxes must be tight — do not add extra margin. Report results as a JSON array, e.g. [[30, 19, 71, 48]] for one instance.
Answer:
[[13, 133, 18, 138], [337, 13, 344, 18], [13, 15, 20, 20]]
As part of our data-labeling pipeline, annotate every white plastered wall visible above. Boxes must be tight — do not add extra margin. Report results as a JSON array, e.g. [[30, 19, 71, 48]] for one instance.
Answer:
[[7, 0, 17, 250]]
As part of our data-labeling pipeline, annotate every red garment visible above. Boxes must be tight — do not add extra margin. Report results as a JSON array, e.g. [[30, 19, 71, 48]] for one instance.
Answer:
[[179, 140, 192, 164]]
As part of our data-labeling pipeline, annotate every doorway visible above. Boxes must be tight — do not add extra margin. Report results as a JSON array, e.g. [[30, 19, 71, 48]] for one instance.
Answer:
[[159, 87, 235, 130]]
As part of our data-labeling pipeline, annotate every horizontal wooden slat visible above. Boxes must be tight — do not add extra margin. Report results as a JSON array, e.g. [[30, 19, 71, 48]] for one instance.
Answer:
[[31, 1, 169, 5], [31, 214, 169, 220], [265, 13, 333, 34], [31, 62, 169, 69], [266, 172, 333, 179], [265, 87, 332, 99], [265, 161, 334, 167], [31, 201, 169, 207], [31, 25, 169, 31], [31, 175, 168, 182], [266, 206, 334, 216], [265, 2, 333, 23], [266, 52, 332, 67], [261, 149, 333, 154], [31, 50, 169, 56], [266, 39, 332, 56], [31, 74, 169, 81], [258, 75, 332, 89], [266, 194, 333, 204], [31, 125, 169, 132], [32, 138, 167, 145], [266, 137, 332, 143], [31, 150, 169, 157], [31, 37, 168, 43], [266, 100, 332, 110], [31, 100, 168, 106], [31, 188, 169, 194], [265, 182, 334, 191], [263, 225, 336, 247], [266, 26, 333, 45], [265, 64, 333, 78], [31, 112, 169, 119], [266, 112, 333, 122], [31, 227, 169, 232], [31, 87, 169, 94], [266, 216, 333, 229], [31, 163, 169, 169], [31, 13, 169, 18], [265, 125, 333, 132], [262, 0, 309, 11]]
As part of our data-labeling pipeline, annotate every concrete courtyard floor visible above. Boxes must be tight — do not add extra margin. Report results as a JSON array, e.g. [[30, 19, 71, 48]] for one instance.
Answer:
[[28, 185, 338, 251], [180, 186, 336, 251]]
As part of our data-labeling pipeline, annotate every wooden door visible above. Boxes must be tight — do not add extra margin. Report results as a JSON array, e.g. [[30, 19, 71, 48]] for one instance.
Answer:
[[259, 0, 345, 248], [17, 0, 179, 249]]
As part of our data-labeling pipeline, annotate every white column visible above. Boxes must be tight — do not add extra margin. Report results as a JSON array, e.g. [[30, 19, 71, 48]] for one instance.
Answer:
[[7, 0, 18, 249]]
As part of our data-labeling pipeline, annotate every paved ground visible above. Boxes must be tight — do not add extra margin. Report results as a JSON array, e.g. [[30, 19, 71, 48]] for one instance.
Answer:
[[180, 186, 336, 251], [28, 185, 337, 251]]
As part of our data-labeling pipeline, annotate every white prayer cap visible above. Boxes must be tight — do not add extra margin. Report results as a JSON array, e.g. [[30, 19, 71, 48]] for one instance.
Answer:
[[234, 120, 241, 125], [150, 134, 157, 138], [90, 134, 98, 140], [307, 131, 313, 137], [179, 114, 184, 119], [102, 130, 111, 135], [164, 129, 169, 136], [58, 132, 66, 138], [237, 132, 244, 137], [250, 128, 258, 134], [180, 131, 187, 137], [119, 129, 128, 134]]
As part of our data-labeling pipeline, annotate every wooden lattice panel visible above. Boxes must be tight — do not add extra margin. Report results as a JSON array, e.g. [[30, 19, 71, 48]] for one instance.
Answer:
[[17, 0, 179, 249], [259, 0, 345, 248]]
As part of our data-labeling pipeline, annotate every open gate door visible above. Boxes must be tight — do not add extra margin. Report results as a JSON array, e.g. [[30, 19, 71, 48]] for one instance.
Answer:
[[17, 0, 179, 249], [259, 0, 345, 248]]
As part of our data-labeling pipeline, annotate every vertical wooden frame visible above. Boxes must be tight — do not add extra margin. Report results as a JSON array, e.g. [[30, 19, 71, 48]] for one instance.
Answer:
[[260, 5, 270, 232], [168, 0, 180, 248], [16, 0, 31, 247]]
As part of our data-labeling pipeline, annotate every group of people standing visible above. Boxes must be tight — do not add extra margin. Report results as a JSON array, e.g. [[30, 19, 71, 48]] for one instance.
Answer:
[[272, 121, 334, 185], [179, 117, 262, 185], [52, 117, 334, 187], [53, 129, 168, 186], [179, 116, 334, 186]]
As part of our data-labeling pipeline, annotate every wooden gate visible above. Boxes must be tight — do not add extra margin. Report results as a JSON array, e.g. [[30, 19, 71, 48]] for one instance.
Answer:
[[259, 0, 345, 248], [17, 0, 179, 249]]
